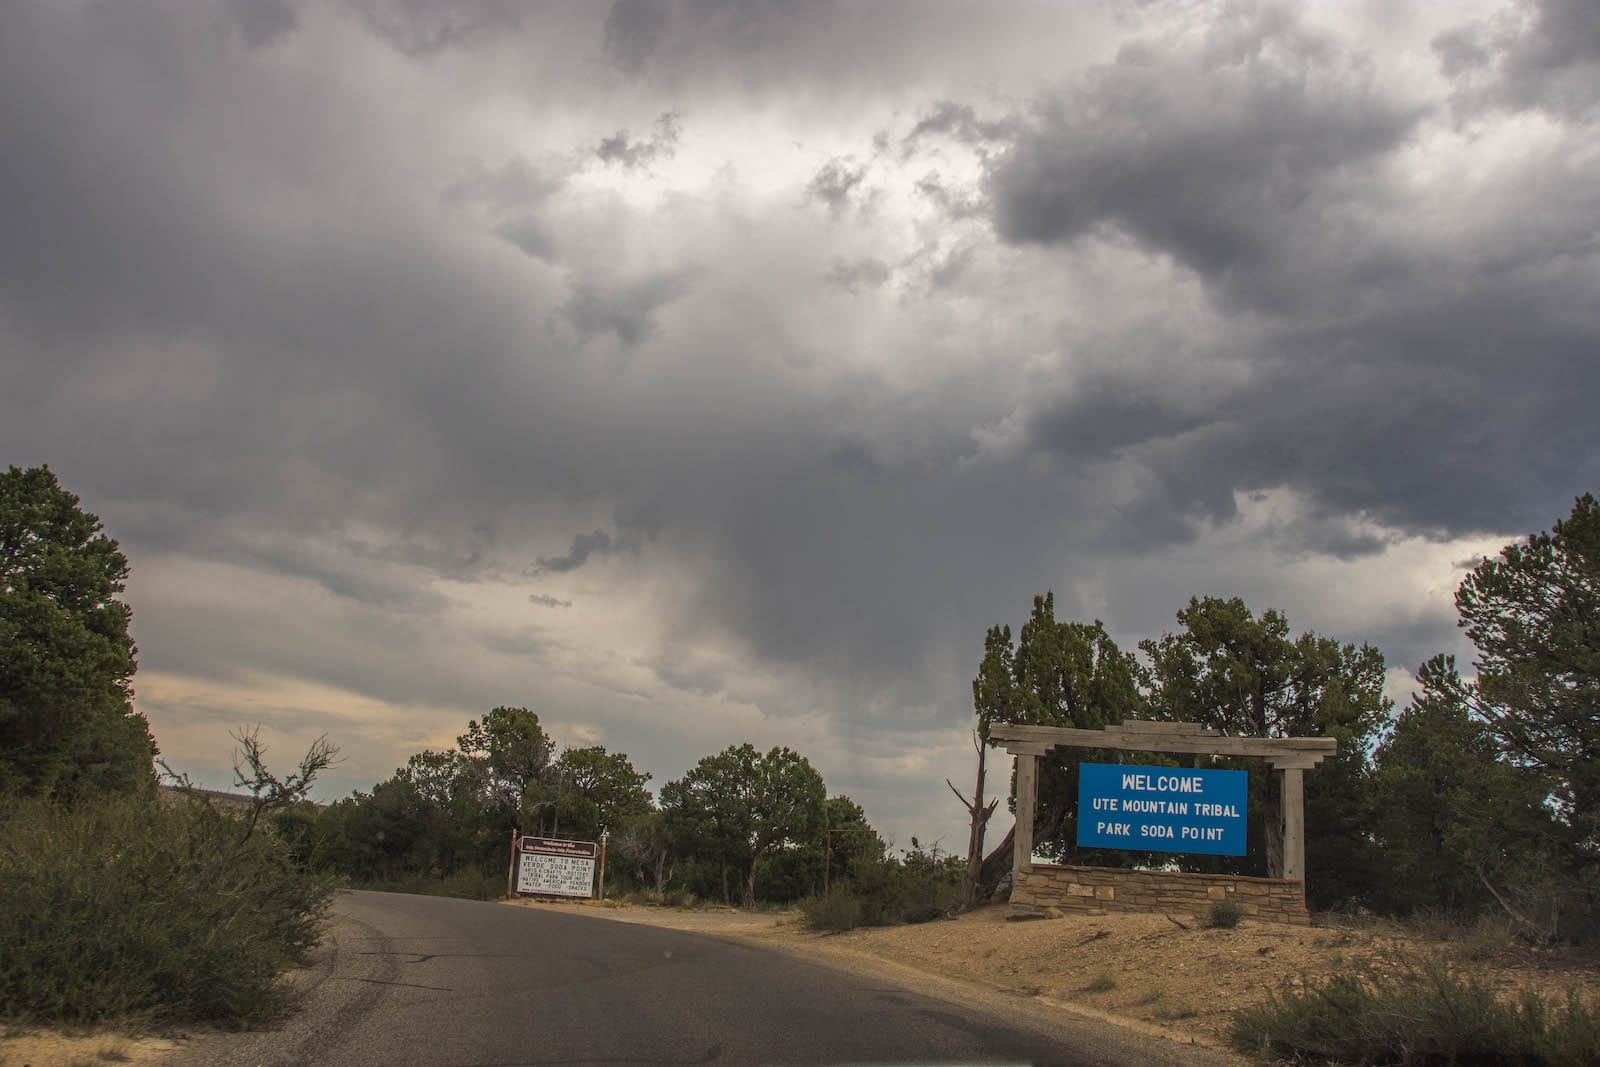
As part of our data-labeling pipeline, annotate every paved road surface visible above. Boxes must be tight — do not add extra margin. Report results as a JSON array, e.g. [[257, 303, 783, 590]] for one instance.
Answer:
[[168, 891, 1229, 1066]]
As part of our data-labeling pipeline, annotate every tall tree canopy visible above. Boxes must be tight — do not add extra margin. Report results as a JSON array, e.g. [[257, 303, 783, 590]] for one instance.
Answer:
[[456, 705, 552, 819], [0, 465, 155, 798], [1141, 596, 1389, 903], [549, 745, 652, 840], [660, 743, 826, 907], [968, 593, 1148, 881], [1457, 493, 1600, 851], [1370, 654, 1564, 929]]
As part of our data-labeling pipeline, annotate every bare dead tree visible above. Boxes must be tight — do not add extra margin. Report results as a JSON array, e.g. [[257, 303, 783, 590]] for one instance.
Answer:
[[230, 726, 340, 842], [949, 728, 998, 908], [1477, 864, 1561, 944]]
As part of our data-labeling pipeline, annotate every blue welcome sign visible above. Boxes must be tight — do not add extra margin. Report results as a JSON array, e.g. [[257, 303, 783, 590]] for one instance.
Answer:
[[1076, 762, 1247, 856]]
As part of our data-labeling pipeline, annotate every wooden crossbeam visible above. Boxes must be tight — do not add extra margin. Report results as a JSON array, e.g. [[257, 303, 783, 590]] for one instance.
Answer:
[[995, 720, 1336, 893], [987, 722, 1336, 767], [1117, 720, 1215, 736]]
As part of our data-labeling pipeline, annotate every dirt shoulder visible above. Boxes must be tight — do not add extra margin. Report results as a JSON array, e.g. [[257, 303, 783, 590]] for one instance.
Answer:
[[0, 1028, 178, 1067], [505, 897, 1600, 1056]]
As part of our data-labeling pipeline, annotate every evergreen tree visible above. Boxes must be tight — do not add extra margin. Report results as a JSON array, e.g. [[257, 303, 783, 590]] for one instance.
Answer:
[[963, 593, 1148, 898], [0, 465, 155, 798], [1370, 655, 1562, 921], [1457, 494, 1600, 851], [548, 745, 652, 840], [1447, 494, 1600, 940], [457, 705, 552, 822], [1141, 596, 1389, 905], [660, 743, 826, 907]]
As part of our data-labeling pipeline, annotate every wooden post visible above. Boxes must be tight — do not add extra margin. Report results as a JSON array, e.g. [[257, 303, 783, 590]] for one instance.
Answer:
[[506, 829, 519, 899], [1014, 753, 1037, 881], [985, 723, 1334, 912], [1281, 767, 1305, 888], [597, 831, 609, 901]]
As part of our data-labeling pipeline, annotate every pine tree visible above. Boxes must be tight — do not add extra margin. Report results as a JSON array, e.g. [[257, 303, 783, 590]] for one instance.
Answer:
[[0, 465, 156, 798]]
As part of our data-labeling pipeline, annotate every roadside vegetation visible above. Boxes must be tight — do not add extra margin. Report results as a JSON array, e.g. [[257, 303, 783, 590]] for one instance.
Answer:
[[1, 466, 336, 1028], [799, 840, 965, 932], [0, 791, 332, 1025], [957, 494, 1600, 949], [6, 464, 1597, 1056], [1228, 954, 1600, 1065]]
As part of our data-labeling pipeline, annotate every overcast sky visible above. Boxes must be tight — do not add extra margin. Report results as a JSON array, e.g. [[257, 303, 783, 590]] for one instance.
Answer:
[[3, 0, 1596, 849]]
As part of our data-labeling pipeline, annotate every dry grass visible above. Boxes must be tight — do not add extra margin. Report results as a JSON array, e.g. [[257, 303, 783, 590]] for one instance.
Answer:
[[539, 898, 1600, 1051], [0, 1030, 177, 1067]]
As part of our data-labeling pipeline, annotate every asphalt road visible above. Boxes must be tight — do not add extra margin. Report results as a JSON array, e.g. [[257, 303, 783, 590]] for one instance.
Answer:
[[167, 891, 1229, 1067]]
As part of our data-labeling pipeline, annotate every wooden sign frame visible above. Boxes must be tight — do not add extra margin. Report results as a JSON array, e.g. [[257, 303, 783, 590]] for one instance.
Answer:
[[986, 721, 1336, 887]]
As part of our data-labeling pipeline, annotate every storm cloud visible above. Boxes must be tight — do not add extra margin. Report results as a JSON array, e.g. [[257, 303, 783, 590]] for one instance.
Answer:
[[2, 0, 1594, 847]]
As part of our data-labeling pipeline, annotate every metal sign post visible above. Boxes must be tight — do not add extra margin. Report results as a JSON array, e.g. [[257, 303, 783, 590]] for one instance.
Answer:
[[505, 828, 518, 899]]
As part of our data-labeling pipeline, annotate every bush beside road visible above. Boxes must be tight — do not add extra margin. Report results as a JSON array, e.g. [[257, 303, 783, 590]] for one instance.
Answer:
[[0, 792, 334, 1027], [515, 897, 1600, 1061]]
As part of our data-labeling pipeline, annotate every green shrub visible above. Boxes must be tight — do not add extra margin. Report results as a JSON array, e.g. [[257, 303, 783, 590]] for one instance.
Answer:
[[799, 891, 863, 932], [800, 845, 963, 932], [0, 793, 335, 1026], [1207, 900, 1244, 929], [1228, 955, 1600, 1065]]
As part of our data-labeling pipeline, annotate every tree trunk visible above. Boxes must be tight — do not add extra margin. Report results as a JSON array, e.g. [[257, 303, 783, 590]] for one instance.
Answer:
[[652, 849, 667, 893], [973, 824, 1015, 902], [742, 859, 758, 908], [1264, 789, 1284, 878], [971, 793, 1072, 903], [954, 738, 997, 908], [719, 861, 730, 905]]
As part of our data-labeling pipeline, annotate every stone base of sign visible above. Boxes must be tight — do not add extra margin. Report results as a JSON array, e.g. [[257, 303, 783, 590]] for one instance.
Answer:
[[1011, 863, 1310, 925]]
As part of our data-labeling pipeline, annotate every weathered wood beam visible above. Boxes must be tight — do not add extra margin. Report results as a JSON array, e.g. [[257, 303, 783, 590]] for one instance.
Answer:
[[1266, 753, 1328, 770], [1282, 767, 1305, 886], [1117, 720, 1216, 736], [987, 723, 1336, 765], [1014, 753, 1037, 881]]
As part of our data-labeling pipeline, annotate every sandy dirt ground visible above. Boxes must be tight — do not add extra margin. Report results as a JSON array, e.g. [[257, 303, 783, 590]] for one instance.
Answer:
[[8, 898, 1593, 1064], [507, 897, 1600, 1053], [0, 1030, 178, 1067]]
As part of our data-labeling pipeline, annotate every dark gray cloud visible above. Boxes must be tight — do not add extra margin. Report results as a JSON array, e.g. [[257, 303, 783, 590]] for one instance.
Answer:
[[602, 0, 672, 77], [2, 0, 1595, 848], [824, 256, 891, 293], [913, 173, 985, 221], [1436, 0, 1600, 118], [596, 112, 682, 169], [445, 157, 576, 261], [225, 0, 298, 48], [1026, 387, 1211, 463], [902, 101, 1014, 153], [561, 269, 697, 346], [603, 0, 835, 82], [987, 7, 1421, 315], [348, 0, 523, 56], [961, 2, 1599, 551], [807, 158, 869, 214], [532, 529, 644, 575]]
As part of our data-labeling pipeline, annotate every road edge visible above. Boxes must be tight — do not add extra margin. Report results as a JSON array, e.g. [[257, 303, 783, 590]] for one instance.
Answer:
[[504, 899, 1248, 1066]]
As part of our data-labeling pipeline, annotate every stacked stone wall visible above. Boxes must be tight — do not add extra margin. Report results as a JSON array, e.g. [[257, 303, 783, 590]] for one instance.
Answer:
[[1012, 863, 1309, 925]]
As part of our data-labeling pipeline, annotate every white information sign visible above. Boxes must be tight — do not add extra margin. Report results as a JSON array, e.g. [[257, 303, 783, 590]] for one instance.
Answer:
[[515, 836, 598, 898]]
